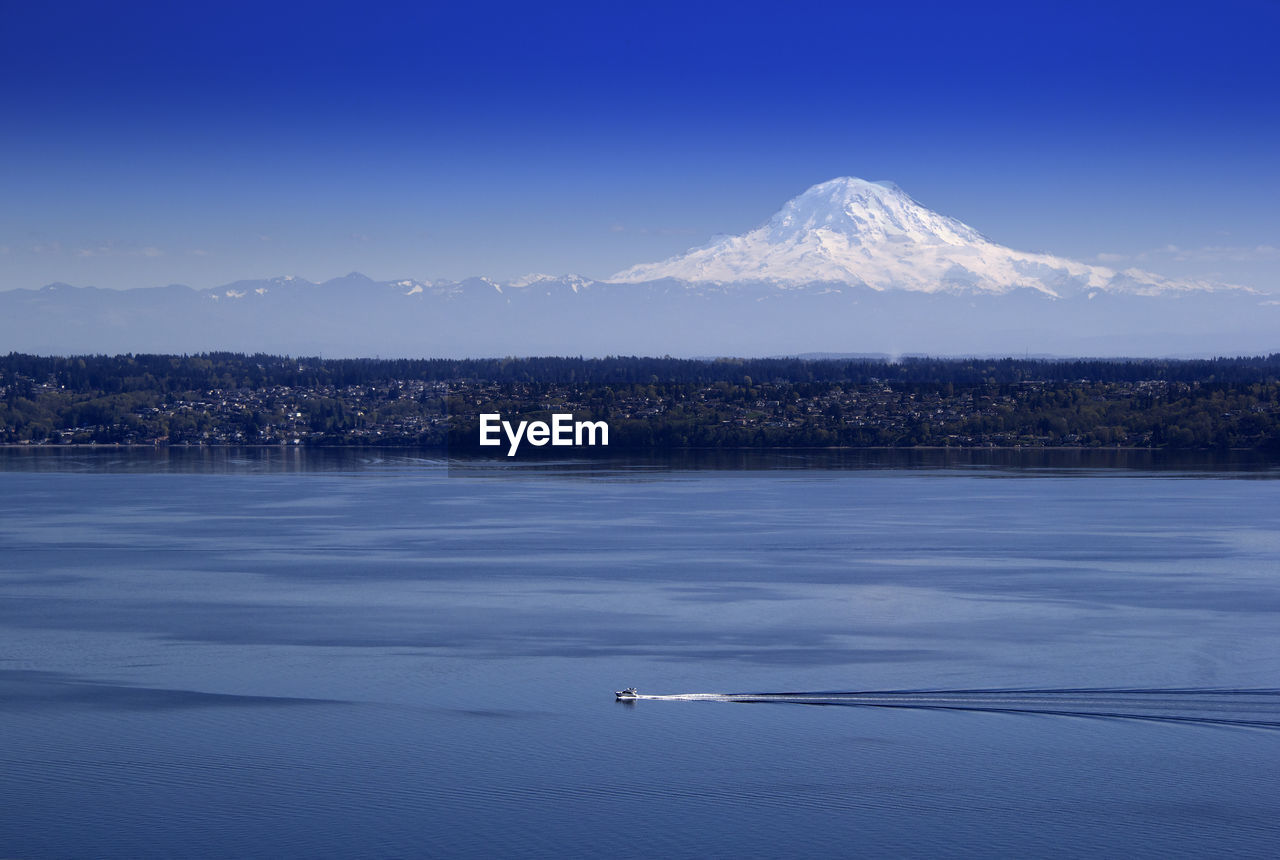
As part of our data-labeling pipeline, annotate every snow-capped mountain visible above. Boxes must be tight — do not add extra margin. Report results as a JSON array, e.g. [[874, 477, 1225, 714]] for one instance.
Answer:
[[1, 178, 1274, 358], [613, 177, 1229, 297]]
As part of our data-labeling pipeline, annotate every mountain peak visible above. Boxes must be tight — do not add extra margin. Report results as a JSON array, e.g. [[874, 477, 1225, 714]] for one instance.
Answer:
[[763, 176, 986, 249], [318, 272, 377, 287], [800, 176, 903, 197], [610, 177, 1211, 297]]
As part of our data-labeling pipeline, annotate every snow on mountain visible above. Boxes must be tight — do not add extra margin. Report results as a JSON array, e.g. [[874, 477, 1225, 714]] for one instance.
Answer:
[[611, 177, 1232, 297], [2, 180, 1272, 357], [508, 273, 593, 292]]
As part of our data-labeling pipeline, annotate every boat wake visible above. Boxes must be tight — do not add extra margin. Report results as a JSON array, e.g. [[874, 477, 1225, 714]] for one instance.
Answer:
[[627, 688, 1280, 730]]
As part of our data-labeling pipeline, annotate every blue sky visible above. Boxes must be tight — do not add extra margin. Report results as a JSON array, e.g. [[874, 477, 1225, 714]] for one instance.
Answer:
[[2, 1, 1277, 291]]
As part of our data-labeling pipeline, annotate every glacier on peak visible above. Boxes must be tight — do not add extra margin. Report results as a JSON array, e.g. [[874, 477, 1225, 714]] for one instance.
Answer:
[[611, 177, 1230, 297], [761, 177, 986, 248]]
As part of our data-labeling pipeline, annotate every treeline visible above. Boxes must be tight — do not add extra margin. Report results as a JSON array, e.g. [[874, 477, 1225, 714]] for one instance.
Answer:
[[3, 352, 1280, 450], [5, 352, 1280, 391]]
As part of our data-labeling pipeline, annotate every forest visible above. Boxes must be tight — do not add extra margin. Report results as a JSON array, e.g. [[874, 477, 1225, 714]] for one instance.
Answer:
[[2, 352, 1279, 450]]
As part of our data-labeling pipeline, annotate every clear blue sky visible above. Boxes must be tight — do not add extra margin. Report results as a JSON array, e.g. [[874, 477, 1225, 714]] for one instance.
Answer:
[[3, 1, 1277, 291]]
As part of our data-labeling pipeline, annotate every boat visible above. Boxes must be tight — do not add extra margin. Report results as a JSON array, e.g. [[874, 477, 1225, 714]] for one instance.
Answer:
[[615, 687, 638, 700]]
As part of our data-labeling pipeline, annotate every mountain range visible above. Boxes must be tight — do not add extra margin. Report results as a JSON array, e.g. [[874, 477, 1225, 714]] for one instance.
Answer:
[[2, 178, 1275, 358]]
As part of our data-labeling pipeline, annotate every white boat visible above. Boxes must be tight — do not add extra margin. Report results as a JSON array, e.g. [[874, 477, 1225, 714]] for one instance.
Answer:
[[615, 687, 638, 700]]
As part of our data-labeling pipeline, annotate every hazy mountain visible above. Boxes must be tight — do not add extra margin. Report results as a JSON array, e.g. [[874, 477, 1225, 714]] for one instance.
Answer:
[[1, 179, 1274, 358]]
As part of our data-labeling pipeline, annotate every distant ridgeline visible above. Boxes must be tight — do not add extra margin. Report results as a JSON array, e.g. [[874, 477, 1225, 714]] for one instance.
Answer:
[[2, 352, 1280, 450]]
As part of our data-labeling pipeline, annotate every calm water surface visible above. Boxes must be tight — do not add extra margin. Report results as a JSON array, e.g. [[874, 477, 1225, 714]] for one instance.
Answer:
[[2, 450, 1279, 857]]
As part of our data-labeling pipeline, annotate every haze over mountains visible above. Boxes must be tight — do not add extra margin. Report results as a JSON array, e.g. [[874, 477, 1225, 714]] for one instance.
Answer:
[[2, 178, 1275, 358]]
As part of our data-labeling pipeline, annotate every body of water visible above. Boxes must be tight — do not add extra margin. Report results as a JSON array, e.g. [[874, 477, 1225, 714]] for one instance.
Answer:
[[2, 450, 1278, 856]]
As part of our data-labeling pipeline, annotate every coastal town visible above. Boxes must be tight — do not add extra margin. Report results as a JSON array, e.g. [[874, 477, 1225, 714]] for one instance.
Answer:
[[3, 354, 1278, 450]]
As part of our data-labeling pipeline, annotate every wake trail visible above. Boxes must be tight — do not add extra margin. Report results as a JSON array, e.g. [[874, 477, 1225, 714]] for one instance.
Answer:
[[630, 688, 1280, 730]]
